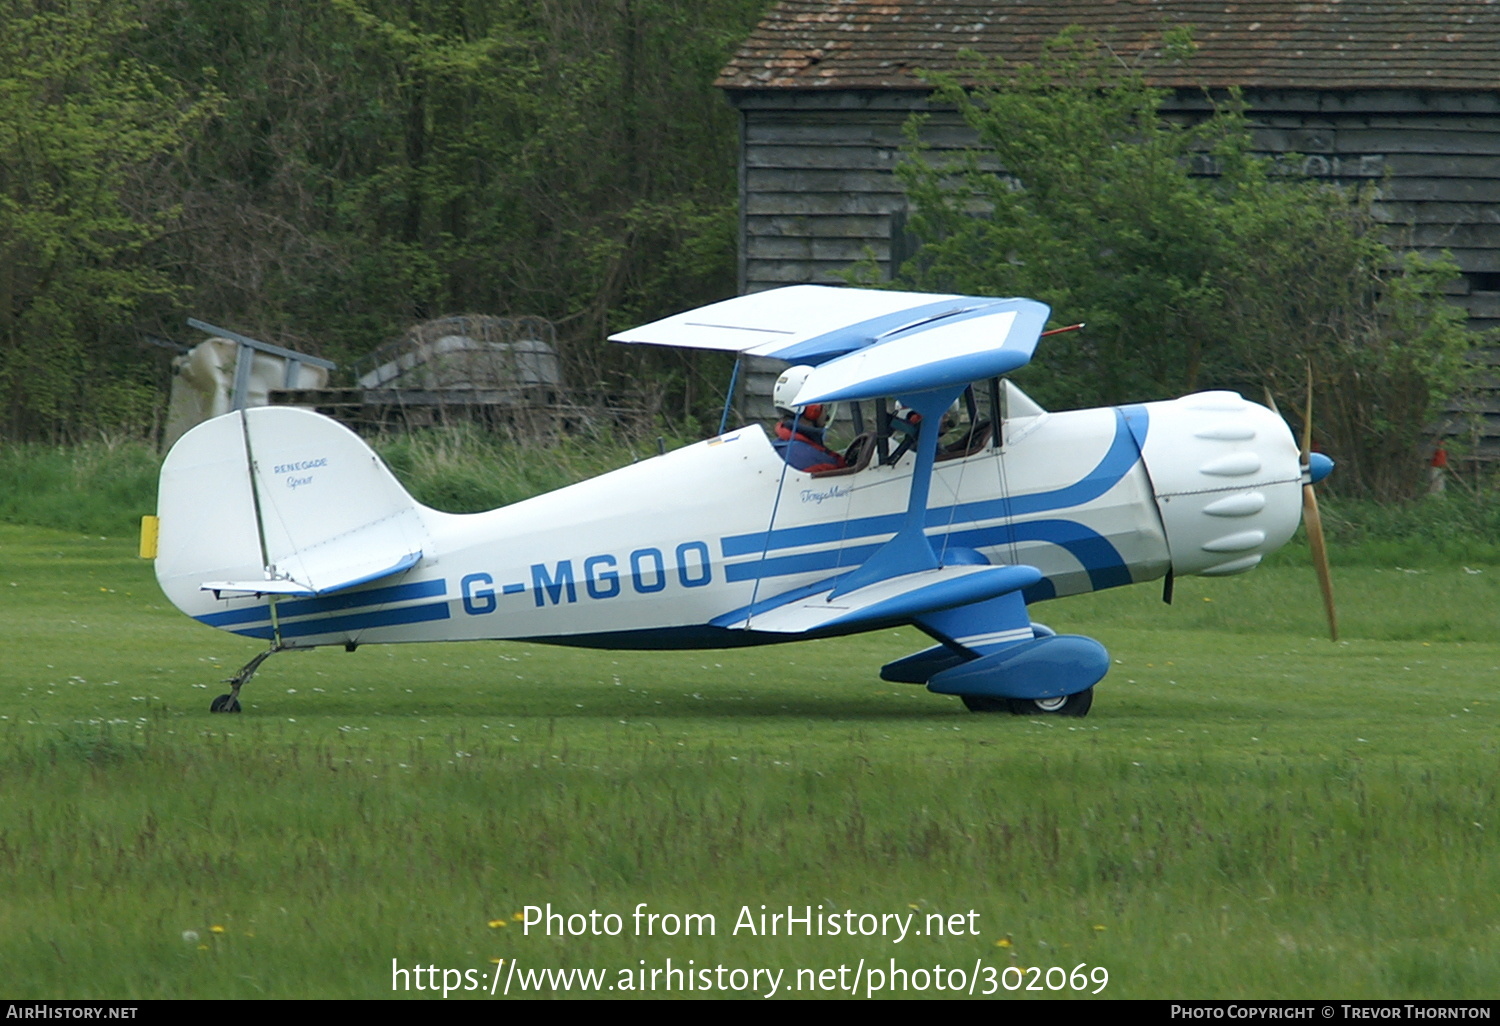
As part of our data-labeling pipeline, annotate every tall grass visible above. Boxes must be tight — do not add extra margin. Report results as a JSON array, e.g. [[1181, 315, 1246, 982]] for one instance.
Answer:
[[3, 521, 1498, 998], [0, 440, 161, 537], [1258, 490, 1500, 568], [0, 424, 689, 535], [1312, 490, 1500, 566], [4, 427, 1500, 563], [4, 713, 1497, 998], [374, 423, 696, 513]]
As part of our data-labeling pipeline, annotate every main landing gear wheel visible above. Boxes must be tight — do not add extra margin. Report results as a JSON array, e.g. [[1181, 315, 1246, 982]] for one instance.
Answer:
[[960, 689, 1095, 716], [1005, 688, 1093, 718], [209, 694, 242, 713]]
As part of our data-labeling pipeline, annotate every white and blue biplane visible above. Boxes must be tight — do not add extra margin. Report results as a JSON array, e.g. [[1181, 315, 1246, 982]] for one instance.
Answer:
[[148, 286, 1334, 715]]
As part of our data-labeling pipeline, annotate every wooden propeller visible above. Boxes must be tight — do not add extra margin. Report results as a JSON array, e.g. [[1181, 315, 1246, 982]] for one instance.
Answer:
[[1299, 368, 1338, 641], [1266, 375, 1338, 642]]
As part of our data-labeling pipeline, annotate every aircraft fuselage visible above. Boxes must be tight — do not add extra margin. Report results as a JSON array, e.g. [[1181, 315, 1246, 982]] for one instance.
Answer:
[[162, 390, 1303, 651]]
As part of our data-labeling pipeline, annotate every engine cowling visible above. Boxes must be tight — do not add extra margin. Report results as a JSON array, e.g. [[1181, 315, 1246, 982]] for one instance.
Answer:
[[1135, 391, 1304, 578]]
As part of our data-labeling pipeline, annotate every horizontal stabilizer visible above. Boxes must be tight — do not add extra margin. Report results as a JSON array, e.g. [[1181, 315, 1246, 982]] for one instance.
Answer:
[[202, 544, 422, 598], [201, 578, 319, 597], [714, 563, 1041, 634]]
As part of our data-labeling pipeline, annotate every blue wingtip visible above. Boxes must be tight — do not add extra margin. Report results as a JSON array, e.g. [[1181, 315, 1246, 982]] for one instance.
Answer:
[[1307, 452, 1334, 485]]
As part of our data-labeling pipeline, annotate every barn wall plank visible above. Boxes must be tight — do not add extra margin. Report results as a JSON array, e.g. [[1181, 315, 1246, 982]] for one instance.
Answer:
[[748, 213, 894, 238], [745, 192, 910, 216]]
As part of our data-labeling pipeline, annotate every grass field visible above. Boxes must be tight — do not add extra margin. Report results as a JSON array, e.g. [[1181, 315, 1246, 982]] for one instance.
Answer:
[[3, 520, 1498, 999]]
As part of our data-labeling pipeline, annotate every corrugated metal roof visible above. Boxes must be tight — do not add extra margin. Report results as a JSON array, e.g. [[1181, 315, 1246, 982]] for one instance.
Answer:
[[716, 0, 1500, 91]]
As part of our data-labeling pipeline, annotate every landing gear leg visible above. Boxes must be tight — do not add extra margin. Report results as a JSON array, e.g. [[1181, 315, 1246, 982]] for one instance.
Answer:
[[211, 645, 282, 713]]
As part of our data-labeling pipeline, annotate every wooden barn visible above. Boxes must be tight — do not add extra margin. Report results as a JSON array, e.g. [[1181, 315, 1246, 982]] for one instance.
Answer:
[[716, 0, 1500, 447]]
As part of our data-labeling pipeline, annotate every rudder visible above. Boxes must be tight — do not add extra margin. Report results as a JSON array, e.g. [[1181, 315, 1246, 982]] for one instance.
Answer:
[[155, 408, 429, 615]]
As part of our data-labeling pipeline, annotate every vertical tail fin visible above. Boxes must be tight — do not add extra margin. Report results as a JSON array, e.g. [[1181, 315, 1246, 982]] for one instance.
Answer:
[[155, 408, 429, 612]]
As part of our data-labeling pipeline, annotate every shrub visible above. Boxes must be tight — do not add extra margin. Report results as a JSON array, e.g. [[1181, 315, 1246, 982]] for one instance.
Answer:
[[881, 29, 1480, 501]]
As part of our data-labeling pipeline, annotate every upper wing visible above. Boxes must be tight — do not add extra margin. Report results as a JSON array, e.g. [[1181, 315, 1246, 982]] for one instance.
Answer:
[[609, 286, 1044, 408], [609, 282, 1044, 366], [791, 297, 1048, 405]]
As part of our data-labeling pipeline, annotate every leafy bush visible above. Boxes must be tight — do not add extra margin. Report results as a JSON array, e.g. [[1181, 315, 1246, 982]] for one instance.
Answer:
[[880, 29, 1480, 501]]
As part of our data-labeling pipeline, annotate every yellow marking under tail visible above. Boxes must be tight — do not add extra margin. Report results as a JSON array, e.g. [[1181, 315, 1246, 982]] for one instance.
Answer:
[[139, 515, 159, 559]]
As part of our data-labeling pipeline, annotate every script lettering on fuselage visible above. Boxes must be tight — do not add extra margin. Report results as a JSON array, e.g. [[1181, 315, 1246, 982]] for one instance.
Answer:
[[459, 540, 714, 615], [801, 485, 850, 505]]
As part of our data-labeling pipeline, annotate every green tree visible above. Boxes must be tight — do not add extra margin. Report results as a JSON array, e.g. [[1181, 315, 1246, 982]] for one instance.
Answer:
[[132, 0, 764, 424], [324, 0, 758, 340], [884, 31, 1477, 500], [0, 0, 218, 440]]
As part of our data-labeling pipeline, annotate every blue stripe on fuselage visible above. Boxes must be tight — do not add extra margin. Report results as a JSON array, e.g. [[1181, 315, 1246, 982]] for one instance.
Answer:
[[224, 599, 452, 640], [722, 519, 1130, 592], [721, 407, 1143, 560], [957, 520, 1134, 592], [1120, 403, 1150, 451], [723, 542, 881, 583], [196, 578, 448, 628]]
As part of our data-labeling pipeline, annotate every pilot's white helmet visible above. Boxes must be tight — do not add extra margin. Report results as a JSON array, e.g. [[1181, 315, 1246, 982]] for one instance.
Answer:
[[773, 365, 814, 412], [773, 365, 836, 425]]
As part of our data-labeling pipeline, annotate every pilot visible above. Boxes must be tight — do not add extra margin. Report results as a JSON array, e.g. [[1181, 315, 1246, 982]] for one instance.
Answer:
[[891, 400, 960, 438], [771, 365, 846, 473], [888, 400, 962, 462]]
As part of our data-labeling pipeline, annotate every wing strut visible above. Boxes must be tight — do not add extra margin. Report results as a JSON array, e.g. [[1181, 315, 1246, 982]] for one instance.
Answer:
[[829, 386, 965, 598]]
